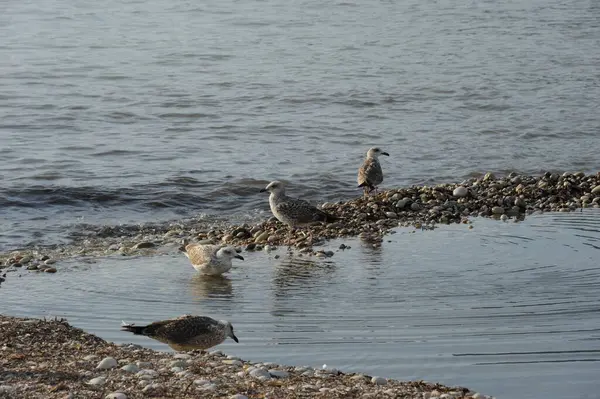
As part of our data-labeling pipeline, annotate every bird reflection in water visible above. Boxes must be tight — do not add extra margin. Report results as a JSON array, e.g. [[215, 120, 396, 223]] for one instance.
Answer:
[[188, 274, 234, 300], [272, 255, 337, 298]]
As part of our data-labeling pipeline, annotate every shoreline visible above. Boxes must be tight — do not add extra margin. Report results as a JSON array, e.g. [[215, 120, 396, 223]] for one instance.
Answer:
[[1, 171, 599, 273], [0, 315, 492, 399]]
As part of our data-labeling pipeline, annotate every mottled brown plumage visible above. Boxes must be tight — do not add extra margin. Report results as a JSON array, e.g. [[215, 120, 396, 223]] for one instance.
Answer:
[[357, 147, 389, 195], [121, 314, 238, 351]]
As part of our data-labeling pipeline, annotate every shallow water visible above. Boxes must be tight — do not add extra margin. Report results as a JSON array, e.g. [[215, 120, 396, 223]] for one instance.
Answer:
[[3, 210, 600, 399], [2, 0, 600, 250]]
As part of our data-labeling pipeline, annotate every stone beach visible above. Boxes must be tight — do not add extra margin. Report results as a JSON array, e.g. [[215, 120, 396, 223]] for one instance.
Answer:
[[1, 172, 599, 274], [0, 315, 492, 399]]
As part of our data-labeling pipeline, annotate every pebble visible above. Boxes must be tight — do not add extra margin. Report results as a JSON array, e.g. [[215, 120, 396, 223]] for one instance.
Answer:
[[133, 241, 156, 249], [491, 206, 505, 215], [592, 185, 600, 194], [136, 361, 152, 368], [121, 364, 139, 373], [105, 393, 127, 399], [87, 376, 106, 386], [230, 395, 248, 399], [44, 259, 56, 265], [199, 383, 218, 391], [137, 369, 159, 378], [395, 199, 409, 209], [173, 353, 191, 359], [385, 211, 398, 218], [44, 267, 57, 273], [452, 186, 468, 198], [223, 359, 243, 366], [141, 383, 161, 393], [97, 357, 118, 369], [268, 369, 290, 378], [170, 360, 188, 368], [371, 376, 387, 385], [248, 367, 271, 380], [254, 231, 269, 243]]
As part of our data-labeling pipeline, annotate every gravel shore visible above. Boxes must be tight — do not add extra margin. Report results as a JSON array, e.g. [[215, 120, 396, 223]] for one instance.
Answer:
[[1, 171, 599, 273], [0, 315, 492, 399]]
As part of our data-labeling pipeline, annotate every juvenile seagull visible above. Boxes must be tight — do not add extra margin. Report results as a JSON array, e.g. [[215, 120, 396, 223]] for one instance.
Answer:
[[121, 314, 238, 352], [357, 147, 390, 195], [179, 241, 243, 276], [260, 181, 337, 240]]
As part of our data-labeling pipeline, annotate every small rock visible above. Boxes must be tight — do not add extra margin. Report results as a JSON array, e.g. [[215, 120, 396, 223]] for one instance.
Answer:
[[223, 359, 243, 366], [173, 353, 191, 359], [87, 376, 106, 386], [230, 395, 248, 399], [395, 199, 409, 209], [410, 202, 422, 211], [254, 231, 269, 243], [249, 367, 271, 379], [44, 267, 57, 273], [97, 357, 118, 369], [269, 369, 289, 378], [500, 214, 508, 221], [44, 259, 56, 265], [592, 185, 600, 194], [137, 369, 158, 378], [83, 355, 98, 361], [514, 197, 527, 208], [105, 393, 127, 399], [121, 364, 139, 373], [452, 186, 468, 198], [483, 172, 495, 181], [136, 361, 152, 368], [134, 242, 155, 249], [371, 376, 387, 385], [201, 383, 218, 391], [385, 211, 397, 218], [141, 383, 161, 393], [491, 206, 505, 215], [170, 360, 188, 368]]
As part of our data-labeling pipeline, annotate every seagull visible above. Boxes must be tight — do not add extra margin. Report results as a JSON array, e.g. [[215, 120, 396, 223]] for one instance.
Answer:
[[357, 147, 389, 196], [179, 241, 243, 276], [121, 314, 238, 352], [260, 180, 337, 241]]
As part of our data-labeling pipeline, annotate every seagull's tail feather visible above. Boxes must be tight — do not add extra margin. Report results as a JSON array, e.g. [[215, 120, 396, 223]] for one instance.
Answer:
[[121, 322, 148, 335]]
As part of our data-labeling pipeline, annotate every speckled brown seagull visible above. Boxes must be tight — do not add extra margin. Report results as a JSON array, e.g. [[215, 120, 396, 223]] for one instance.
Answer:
[[260, 180, 337, 241], [121, 314, 239, 352], [178, 241, 243, 276], [357, 147, 389, 196]]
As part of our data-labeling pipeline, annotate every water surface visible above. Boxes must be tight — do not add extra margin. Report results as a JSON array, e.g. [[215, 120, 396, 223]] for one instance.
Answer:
[[3, 211, 600, 399], [2, 0, 600, 250]]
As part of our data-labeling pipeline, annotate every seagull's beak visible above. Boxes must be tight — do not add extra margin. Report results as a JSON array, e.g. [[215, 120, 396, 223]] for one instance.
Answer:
[[235, 254, 244, 261], [381, 152, 390, 156], [259, 188, 267, 193], [231, 333, 239, 343]]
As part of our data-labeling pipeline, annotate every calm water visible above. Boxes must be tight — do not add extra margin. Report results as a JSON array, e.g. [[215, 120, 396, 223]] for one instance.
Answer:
[[1, 0, 600, 250], [3, 211, 600, 399]]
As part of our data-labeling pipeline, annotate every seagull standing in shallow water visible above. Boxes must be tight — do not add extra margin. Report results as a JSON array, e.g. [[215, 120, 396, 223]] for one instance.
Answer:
[[357, 147, 389, 196], [260, 180, 337, 242], [121, 314, 238, 352], [179, 241, 243, 276]]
